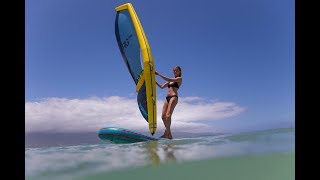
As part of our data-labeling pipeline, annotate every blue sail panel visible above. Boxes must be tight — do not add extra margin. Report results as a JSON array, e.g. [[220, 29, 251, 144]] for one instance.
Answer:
[[115, 10, 143, 84], [115, 10, 148, 122], [137, 83, 148, 121]]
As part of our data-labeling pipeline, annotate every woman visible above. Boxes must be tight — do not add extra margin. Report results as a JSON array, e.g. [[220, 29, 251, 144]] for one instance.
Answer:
[[155, 66, 182, 139]]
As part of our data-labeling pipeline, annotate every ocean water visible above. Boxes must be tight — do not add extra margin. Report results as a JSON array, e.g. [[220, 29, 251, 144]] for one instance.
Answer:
[[25, 128, 294, 180]]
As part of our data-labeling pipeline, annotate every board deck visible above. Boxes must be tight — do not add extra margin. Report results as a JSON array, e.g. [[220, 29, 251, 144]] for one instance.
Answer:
[[98, 127, 165, 144]]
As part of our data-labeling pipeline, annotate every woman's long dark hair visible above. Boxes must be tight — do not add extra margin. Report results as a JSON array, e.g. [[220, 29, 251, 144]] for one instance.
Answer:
[[175, 66, 182, 77]]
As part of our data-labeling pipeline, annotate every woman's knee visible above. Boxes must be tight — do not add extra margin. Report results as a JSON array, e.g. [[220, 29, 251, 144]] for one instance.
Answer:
[[165, 113, 172, 119]]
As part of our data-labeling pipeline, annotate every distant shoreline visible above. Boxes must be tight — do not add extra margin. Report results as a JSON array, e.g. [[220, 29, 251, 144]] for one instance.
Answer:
[[25, 127, 294, 148], [25, 131, 223, 148]]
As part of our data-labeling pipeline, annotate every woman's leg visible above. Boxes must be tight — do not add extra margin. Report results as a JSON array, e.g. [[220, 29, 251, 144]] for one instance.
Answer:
[[163, 97, 178, 139], [160, 99, 169, 138]]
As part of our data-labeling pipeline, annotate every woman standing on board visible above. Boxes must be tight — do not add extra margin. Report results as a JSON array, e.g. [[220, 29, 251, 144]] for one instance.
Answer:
[[155, 66, 182, 139]]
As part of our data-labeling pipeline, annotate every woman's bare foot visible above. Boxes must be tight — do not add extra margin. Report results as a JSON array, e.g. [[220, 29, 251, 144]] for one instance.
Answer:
[[160, 131, 173, 139], [160, 134, 173, 139]]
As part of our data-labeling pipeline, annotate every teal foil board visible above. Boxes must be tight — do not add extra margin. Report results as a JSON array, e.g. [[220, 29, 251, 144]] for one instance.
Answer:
[[98, 127, 164, 143]]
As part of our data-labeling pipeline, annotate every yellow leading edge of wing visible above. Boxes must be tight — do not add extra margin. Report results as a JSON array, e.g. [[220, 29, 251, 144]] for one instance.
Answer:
[[115, 3, 157, 135]]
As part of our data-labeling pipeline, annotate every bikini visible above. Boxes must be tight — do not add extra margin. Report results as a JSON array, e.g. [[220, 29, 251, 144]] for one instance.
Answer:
[[166, 82, 179, 103]]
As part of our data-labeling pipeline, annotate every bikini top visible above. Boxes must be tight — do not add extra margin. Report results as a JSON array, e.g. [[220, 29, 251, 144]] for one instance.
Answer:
[[168, 82, 179, 89]]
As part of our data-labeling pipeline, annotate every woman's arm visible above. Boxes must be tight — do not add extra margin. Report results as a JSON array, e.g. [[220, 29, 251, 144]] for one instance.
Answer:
[[156, 81, 169, 89], [156, 71, 182, 82]]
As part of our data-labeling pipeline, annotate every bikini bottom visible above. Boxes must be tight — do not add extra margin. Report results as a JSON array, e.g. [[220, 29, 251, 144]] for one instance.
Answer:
[[166, 95, 178, 103]]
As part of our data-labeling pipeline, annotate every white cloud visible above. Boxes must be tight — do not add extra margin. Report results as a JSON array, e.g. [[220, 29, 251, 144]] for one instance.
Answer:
[[25, 96, 246, 133], [174, 97, 246, 122]]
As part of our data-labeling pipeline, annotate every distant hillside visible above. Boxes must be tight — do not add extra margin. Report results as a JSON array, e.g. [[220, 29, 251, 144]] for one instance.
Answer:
[[25, 132, 101, 148]]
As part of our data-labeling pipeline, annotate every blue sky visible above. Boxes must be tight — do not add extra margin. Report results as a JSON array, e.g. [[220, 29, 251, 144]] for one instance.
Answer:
[[25, 0, 294, 134]]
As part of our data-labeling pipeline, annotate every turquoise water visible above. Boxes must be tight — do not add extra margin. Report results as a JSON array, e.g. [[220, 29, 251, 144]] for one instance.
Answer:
[[25, 128, 294, 180]]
